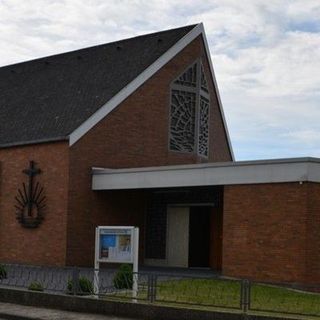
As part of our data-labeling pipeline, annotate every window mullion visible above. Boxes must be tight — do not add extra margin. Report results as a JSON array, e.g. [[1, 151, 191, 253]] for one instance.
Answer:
[[199, 89, 210, 100], [171, 84, 197, 94], [195, 59, 201, 155]]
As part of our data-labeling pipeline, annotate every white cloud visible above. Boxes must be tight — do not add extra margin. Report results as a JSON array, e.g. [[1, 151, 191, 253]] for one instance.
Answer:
[[0, 0, 319, 160], [282, 129, 320, 146], [214, 37, 320, 106]]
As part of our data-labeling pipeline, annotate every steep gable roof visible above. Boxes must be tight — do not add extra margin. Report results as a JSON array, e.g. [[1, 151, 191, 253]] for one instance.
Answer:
[[0, 25, 195, 147], [0, 24, 234, 159]]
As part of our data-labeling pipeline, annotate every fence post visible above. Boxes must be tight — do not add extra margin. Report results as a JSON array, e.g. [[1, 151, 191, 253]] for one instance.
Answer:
[[247, 280, 251, 311], [241, 279, 250, 313], [152, 275, 157, 303], [147, 274, 152, 302], [147, 274, 157, 303], [147, 274, 156, 303], [72, 267, 80, 295]]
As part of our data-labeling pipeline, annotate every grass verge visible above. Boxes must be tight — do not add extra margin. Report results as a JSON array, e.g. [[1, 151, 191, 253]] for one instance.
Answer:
[[103, 277, 320, 318]]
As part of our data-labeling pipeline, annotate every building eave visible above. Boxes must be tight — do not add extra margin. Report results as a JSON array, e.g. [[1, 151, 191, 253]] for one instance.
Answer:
[[92, 157, 320, 190], [0, 136, 69, 149]]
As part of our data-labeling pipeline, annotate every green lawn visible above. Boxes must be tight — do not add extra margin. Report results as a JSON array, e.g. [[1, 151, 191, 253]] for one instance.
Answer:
[[104, 277, 320, 318], [251, 283, 320, 316], [155, 278, 241, 309], [153, 278, 320, 316]]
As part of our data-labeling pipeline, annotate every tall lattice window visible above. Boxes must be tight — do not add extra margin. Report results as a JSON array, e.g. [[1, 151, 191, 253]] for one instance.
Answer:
[[169, 60, 210, 157]]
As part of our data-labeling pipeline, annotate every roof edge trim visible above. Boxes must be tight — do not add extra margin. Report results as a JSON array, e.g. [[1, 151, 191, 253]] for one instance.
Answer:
[[92, 156, 320, 174], [92, 157, 320, 190], [0, 136, 68, 149], [199, 24, 234, 160], [69, 24, 234, 160]]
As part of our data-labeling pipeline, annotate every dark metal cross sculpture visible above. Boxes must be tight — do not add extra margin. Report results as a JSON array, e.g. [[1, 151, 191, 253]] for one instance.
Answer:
[[15, 160, 46, 228], [23, 161, 41, 217]]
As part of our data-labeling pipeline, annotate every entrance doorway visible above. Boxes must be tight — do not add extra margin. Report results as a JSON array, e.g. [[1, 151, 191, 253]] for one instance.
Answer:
[[166, 205, 222, 270], [189, 206, 210, 268], [167, 206, 189, 267]]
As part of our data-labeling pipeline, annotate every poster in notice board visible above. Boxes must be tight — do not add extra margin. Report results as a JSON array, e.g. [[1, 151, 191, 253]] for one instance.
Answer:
[[99, 228, 133, 263]]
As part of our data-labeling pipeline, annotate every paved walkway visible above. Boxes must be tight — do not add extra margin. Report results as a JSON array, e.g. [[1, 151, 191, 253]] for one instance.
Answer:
[[0, 302, 134, 320]]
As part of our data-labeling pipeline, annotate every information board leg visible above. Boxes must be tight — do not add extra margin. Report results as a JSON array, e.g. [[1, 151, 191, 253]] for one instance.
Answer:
[[94, 227, 100, 296], [132, 228, 139, 300], [94, 267, 99, 295]]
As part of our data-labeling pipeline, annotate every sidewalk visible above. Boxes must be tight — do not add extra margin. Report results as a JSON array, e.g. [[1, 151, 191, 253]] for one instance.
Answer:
[[0, 302, 134, 320]]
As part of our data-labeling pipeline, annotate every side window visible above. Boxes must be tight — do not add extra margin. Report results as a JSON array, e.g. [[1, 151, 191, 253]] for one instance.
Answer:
[[169, 60, 210, 157]]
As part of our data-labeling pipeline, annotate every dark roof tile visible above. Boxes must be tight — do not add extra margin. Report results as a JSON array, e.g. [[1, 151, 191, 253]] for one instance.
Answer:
[[0, 25, 196, 147]]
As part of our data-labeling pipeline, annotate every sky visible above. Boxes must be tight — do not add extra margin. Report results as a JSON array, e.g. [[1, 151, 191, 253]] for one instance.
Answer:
[[0, 0, 319, 160]]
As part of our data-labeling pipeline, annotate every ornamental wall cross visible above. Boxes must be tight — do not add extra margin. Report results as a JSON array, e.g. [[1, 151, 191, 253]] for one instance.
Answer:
[[22, 161, 41, 217], [15, 160, 46, 228]]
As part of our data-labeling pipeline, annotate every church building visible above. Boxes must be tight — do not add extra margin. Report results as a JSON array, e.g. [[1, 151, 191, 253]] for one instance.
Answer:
[[0, 24, 319, 286]]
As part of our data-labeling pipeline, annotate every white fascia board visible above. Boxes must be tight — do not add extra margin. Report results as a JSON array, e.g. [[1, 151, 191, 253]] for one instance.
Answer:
[[92, 158, 320, 190], [199, 24, 235, 161], [308, 162, 320, 181], [69, 23, 234, 160], [69, 24, 203, 146]]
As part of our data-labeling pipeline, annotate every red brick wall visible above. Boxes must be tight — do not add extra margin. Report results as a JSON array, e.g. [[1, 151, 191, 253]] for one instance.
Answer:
[[306, 183, 320, 284], [209, 206, 223, 270], [91, 190, 148, 263], [0, 141, 69, 266], [66, 35, 232, 266], [223, 182, 309, 283]]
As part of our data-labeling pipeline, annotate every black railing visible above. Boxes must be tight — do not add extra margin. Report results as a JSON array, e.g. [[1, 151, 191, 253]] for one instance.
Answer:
[[0, 263, 74, 293], [247, 280, 320, 317], [151, 273, 243, 310], [1, 263, 320, 317]]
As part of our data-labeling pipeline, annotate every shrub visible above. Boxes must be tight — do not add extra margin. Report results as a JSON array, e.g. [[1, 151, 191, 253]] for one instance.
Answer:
[[67, 276, 93, 294], [28, 281, 44, 291], [0, 265, 7, 280], [113, 264, 133, 289]]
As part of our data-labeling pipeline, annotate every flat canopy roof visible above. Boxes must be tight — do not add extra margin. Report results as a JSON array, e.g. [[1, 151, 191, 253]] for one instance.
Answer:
[[92, 157, 320, 190]]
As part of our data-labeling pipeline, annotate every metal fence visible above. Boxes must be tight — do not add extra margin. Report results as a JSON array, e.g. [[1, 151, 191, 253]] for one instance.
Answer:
[[152, 274, 243, 310], [97, 272, 244, 309], [0, 264, 74, 293], [0, 264, 116, 295], [1, 263, 320, 317], [247, 280, 320, 317]]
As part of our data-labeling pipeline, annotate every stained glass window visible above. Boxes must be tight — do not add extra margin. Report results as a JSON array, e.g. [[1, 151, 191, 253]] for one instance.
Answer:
[[174, 63, 197, 88], [198, 96, 209, 156], [169, 60, 210, 157], [201, 63, 209, 93], [170, 90, 196, 152]]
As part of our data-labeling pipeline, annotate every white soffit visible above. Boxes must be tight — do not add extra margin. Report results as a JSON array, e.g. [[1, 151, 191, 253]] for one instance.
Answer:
[[69, 23, 234, 160], [92, 157, 320, 190]]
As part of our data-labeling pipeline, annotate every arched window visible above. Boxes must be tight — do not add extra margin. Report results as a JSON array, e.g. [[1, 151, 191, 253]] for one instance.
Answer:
[[169, 59, 210, 157]]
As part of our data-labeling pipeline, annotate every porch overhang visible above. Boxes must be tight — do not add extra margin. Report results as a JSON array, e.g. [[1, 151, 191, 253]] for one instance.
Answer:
[[92, 157, 320, 190]]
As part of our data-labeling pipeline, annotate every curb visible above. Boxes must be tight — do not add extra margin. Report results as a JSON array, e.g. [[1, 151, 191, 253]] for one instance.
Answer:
[[0, 313, 42, 320]]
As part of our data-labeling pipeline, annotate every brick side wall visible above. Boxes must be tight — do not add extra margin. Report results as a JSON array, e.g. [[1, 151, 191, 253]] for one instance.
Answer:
[[91, 190, 148, 264], [0, 142, 69, 266], [66, 35, 232, 266], [306, 183, 320, 284], [223, 182, 309, 283]]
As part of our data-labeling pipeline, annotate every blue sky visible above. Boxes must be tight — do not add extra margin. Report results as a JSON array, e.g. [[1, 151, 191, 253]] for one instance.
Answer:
[[0, 0, 319, 160]]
